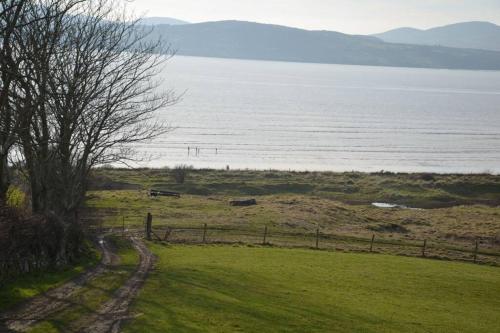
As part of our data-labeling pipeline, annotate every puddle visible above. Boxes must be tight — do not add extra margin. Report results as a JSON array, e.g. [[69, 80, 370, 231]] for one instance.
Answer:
[[371, 202, 422, 210], [372, 202, 405, 208]]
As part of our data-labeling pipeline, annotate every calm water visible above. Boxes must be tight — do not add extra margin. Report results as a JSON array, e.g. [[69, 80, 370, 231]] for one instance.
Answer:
[[134, 56, 500, 173]]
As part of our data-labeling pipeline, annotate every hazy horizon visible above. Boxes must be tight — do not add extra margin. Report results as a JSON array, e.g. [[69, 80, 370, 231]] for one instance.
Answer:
[[128, 0, 500, 34]]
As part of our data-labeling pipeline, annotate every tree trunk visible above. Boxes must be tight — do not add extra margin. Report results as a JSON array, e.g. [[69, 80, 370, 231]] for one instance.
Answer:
[[0, 153, 9, 204]]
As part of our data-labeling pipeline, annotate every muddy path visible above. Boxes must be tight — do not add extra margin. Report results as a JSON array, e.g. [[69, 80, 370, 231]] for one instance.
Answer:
[[0, 237, 120, 332], [75, 238, 154, 333]]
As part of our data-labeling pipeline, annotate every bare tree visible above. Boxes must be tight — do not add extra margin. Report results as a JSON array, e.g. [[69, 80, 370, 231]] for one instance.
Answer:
[[14, 0, 175, 219], [0, 0, 27, 203], [0, 0, 175, 266], [1, 0, 83, 204], [10, 0, 82, 214]]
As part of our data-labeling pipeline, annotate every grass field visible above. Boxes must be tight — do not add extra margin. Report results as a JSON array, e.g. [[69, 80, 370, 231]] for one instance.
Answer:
[[92, 168, 500, 208], [86, 168, 500, 250], [123, 244, 500, 333]]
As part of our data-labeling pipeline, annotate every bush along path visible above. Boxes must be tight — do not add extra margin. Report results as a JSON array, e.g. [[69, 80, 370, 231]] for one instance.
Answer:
[[0, 236, 153, 333]]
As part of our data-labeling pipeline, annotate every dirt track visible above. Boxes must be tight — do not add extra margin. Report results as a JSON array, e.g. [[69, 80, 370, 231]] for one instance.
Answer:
[[77, 238, 153, 333], [0, 237, 153, 333]]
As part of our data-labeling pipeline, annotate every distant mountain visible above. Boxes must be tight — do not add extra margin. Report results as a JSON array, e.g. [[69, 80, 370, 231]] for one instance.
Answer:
[[139, 17, 189, 26], [148, 20, 500, 70], [374, 21, 500, 52]]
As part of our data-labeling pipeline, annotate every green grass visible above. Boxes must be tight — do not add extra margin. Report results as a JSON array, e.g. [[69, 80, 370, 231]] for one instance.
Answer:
[[124, 244, 500, 333], [0, 247, 100, 312], [28, 236, 139, 333]]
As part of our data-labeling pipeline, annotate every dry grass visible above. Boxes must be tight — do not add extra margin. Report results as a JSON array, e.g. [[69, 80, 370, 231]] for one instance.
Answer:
[[86, 168, 500, 253]]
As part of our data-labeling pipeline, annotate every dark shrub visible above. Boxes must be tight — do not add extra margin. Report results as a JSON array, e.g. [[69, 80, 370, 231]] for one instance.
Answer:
[[0, 205, 87, 284], [172, 165, 193, 184], [421, 173, 435, 181]]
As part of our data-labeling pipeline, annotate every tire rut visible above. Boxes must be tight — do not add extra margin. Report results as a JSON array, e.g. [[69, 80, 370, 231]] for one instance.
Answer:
[[75, 237, 153, 333]]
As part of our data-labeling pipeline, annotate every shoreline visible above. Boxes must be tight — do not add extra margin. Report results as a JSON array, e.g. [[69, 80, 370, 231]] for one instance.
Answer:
[[99, 165, 500, 177]]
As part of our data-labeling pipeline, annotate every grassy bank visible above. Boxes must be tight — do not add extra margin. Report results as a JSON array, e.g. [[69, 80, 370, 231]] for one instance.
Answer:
[[86, 168, 500, 250], [123, 244, 500, 333], [92, 168, 500, 208]]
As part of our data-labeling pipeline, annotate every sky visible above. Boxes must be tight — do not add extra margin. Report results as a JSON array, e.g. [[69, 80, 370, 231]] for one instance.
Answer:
[[127, 0, 500, 34]]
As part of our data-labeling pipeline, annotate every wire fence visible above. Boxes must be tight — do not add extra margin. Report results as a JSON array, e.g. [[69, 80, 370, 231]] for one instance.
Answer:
[[90, 216, 500, 266]]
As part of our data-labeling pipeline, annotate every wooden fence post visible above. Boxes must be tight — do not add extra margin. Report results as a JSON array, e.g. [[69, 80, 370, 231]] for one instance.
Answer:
[[146, 213, 152, 240], [202, 223, 207, 243], [263, 226, 268, 245], [422, 239, 427, 257], [370, 234, 375, 252], [163, 227, 171, 241], [474, 239, 479, 263], [315, 228, 320, 249]]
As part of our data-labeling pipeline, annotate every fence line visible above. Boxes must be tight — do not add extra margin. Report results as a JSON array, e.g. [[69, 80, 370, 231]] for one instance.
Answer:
[[89, 218, 500, 266]]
